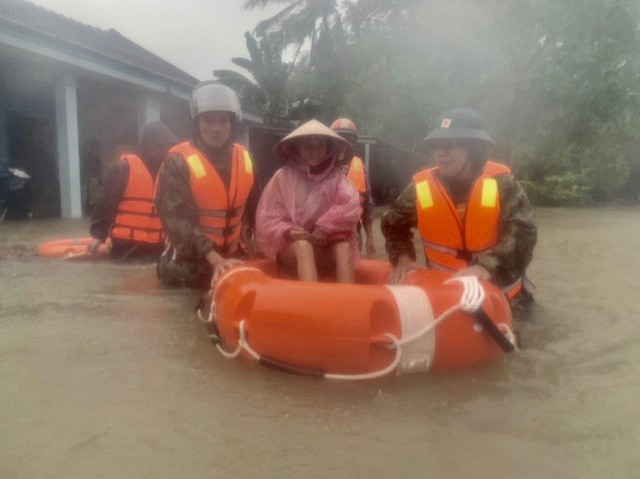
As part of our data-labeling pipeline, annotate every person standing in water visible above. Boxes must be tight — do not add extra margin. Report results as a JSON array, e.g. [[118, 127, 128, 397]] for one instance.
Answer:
[[87, 121, 177, 259], [154, 81, 259, 287], [330, 118, 376, 256], [381, 108, 537, 306]]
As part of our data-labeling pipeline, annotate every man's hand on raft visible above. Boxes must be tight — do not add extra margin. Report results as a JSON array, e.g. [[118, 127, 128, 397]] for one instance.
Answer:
[[86, 238, 102, 256], [206, 249, 244, 283], [455, 265, 492, 281], [388, 254, 419, 284]]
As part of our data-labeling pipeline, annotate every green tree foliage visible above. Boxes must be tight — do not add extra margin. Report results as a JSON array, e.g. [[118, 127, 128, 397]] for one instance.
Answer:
[[239, 0, 640, 204], [243, 0, 348, 121], [339, 0, 640, 205], [213, 32, 291, 127]]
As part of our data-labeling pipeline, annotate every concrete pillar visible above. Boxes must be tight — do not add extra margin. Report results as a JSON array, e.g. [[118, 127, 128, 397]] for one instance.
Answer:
[[55, 72, 82, 218], [137, 93, 161, 138]]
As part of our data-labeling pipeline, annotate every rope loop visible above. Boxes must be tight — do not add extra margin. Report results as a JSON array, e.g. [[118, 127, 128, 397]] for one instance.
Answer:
[[196, 290, 215, 323], [325, 333, 403, 381], [444, 275, 486, 312], [214, 320, 261, 360]]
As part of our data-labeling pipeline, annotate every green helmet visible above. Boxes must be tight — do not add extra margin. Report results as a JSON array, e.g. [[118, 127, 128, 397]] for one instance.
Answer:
[[423, 108, 494, 146]]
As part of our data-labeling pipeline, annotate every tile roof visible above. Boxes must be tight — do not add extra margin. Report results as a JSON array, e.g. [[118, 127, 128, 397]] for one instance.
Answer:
[[0, 0, 199, 87]]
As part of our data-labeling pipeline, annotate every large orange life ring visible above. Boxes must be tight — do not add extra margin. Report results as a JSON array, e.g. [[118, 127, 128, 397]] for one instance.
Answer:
[[203, 259, 516, 379], [37, 237, 110, 260]]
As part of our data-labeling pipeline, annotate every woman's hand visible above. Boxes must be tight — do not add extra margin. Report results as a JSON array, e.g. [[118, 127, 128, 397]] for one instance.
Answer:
[[309, 227, 328, 246], [285, 226, 310, 241], [388, 254, 419, 284]]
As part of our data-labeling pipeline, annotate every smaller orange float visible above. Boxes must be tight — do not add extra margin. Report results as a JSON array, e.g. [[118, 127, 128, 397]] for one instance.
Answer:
[[37, 237, 110, 260], [200, 259, 518, 380]]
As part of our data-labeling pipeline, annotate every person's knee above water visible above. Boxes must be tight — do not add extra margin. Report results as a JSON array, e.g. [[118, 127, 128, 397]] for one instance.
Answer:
[[330, 118, 376, 257], [154, 81, 259, 288], [256, 119, 361, 283], [381, 108, 537, 303], [87, 121, 178, 259]]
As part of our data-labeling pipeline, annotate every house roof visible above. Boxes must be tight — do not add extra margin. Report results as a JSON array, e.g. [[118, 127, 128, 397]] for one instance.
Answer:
[[0, 0, 199, 88]]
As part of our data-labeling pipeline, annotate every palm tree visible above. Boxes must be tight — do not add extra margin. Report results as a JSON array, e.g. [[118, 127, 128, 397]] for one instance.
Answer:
[[243, 0, 348, 120], [242, 0, 346, 68], [214, 32, 291, 126]]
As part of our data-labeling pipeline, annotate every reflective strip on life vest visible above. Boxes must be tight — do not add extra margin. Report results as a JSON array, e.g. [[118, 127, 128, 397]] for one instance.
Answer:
[[415, 180, 434, 210], [481, 178, 498, 207]]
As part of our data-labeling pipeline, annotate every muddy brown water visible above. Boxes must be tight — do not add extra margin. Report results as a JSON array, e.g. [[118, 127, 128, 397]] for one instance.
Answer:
[[1, 208, 639, 478]]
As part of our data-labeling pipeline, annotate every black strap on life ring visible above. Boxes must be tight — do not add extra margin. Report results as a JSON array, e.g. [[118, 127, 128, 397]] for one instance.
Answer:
[[205, 322, 222, 346], [259, 356, 325, 378], [474, 307, 516, 353]]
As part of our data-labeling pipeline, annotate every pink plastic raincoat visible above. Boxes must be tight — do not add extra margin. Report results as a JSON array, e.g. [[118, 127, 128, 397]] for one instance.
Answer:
[[256, 156, 361, 265]]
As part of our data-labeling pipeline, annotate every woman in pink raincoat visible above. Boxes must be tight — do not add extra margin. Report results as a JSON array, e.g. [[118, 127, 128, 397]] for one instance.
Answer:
[[256, 119, 361, 283]]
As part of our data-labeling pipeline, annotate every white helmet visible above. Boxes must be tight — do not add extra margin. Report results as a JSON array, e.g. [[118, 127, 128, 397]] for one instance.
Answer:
[[189, 81, 242, 121]]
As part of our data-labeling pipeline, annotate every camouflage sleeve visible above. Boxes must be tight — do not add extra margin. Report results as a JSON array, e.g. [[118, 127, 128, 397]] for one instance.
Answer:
[[154, 153, 215, 260], [476, 174, 537, 288], [361, 171, 375, 227], [89, 160, 128, 241], [380, 183, 418, 265]]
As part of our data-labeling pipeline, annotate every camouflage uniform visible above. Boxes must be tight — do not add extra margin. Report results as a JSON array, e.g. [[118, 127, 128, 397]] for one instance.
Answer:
[[154, 143, 260, 288], [381, 170, 537, 304], [340, 158, 375, 251]]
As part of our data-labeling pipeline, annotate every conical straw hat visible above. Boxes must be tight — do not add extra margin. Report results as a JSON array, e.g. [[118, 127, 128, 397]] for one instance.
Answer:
[[275, 119, 351, 161]]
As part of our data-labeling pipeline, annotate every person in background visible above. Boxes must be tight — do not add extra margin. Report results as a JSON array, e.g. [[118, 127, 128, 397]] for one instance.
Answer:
[[154, 81, 259, 288], [381, 108, 537, 307], [81, 139, 103, 215], [87, 121, 177, 259], [330, 118, 376, 256], [256, 119, 360, 283]]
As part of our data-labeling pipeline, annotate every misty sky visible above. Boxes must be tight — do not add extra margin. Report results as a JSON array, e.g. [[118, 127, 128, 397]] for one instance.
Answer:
[[29, 0, 281, 81]]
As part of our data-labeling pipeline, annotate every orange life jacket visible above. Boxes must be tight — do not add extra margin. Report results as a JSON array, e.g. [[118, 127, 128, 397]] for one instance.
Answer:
[[171, 142, 254, 255], [347, 156, 367, 208], [111, 154, 164, 245], [413, 161, 522, 299]]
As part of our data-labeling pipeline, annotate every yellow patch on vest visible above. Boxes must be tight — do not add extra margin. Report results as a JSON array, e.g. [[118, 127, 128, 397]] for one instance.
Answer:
[[416, 180, 433, 209], [481, 178, 498, 207], [186, 154, 206, 179], [243, 151, 253, 174]]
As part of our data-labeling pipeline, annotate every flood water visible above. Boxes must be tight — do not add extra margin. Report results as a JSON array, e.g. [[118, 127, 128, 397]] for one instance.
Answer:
[[1, 207, 639, 478]]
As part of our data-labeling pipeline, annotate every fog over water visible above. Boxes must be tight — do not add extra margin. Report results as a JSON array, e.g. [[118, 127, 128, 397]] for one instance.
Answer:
[[1, 207, 639, 478]]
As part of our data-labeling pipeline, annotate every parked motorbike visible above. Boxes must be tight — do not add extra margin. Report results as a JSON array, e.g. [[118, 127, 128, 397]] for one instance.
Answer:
[[0, 164, 31, 220]]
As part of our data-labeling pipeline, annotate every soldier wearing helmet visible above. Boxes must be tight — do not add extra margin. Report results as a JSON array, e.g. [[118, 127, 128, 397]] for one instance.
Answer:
[[330, 118, 377, 256], [381, 108, 537, 308], [87, 121, 178, 259], [155, 81, 259, 287]]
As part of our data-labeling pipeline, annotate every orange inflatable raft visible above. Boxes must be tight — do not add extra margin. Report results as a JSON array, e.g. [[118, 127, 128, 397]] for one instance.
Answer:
[[201, 259, 517, 380], [37, 237, 110, 260]]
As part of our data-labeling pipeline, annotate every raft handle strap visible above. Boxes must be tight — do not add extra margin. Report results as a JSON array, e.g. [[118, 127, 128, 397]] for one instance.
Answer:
[[196, 291, 223, 344], [474, 308, 516, 353], [259, 356, 325, 378], [446, 275, 517, 353]]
